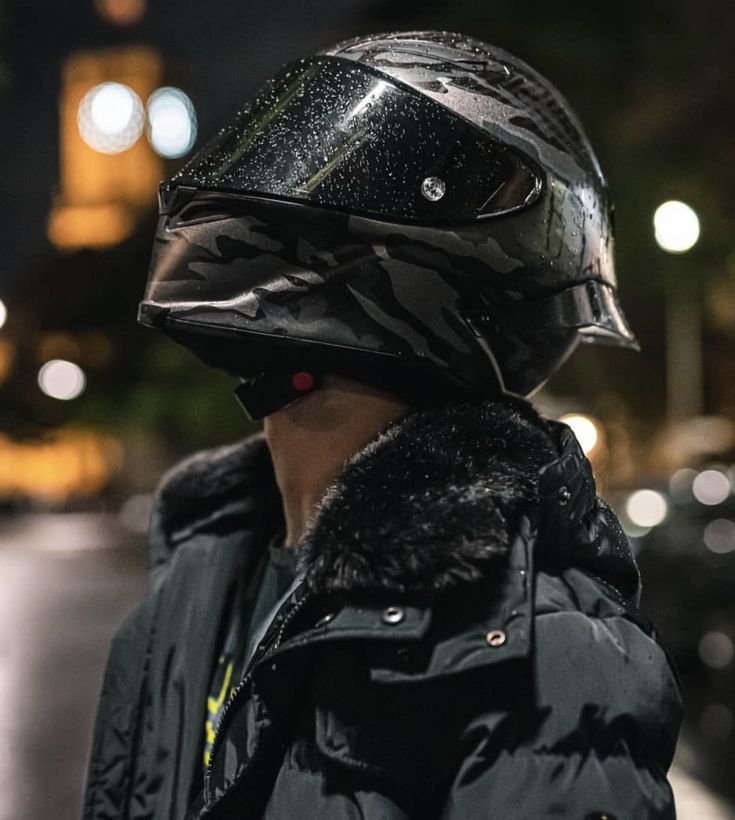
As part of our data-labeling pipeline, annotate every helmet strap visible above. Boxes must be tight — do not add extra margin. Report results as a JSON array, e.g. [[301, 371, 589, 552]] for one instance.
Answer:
[[233, 370, 324, 421]]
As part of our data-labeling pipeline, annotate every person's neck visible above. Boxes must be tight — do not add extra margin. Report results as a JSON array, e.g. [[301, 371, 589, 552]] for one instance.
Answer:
[[263, 375, 410, 548]]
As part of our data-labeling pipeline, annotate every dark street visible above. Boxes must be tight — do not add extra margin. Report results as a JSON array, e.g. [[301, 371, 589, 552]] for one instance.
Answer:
[[0, 513, 145, 820]]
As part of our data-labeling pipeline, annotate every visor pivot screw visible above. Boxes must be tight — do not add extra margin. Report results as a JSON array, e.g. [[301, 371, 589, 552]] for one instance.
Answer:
[[291, 372, 315, 392], [382, 606, 405, 625], [421, 176, 446, 202], [485, 629, 506, 647]]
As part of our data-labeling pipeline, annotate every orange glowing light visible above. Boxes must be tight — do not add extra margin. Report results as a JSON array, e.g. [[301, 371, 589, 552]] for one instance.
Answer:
[[81, 331, 115, 367], [48, 203, 134, 249], [38, 332, 115, 369], [38, 332, 82, 364], [49, 46, 163, 250], [94, 0, 146, 26], [0, 339, 16, 383], [0, 428, 124, 502]]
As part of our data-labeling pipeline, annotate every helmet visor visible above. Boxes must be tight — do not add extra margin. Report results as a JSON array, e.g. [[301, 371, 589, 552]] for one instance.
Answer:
[[167, 57, 542, 224]]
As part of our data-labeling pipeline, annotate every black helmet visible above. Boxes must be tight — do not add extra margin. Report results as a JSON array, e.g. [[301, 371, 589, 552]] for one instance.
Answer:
[[139, 31, 637, 419]]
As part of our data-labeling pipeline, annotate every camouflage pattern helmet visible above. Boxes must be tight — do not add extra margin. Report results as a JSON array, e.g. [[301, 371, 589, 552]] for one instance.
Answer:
[[139, 31, 637, 418]]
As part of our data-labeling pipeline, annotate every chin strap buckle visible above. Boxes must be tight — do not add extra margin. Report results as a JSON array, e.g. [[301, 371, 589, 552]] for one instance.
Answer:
[[234, 370, 323, 421]]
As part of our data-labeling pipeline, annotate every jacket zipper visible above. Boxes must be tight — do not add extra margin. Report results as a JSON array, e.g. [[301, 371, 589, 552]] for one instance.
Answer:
[[203, 589, 313, 793]]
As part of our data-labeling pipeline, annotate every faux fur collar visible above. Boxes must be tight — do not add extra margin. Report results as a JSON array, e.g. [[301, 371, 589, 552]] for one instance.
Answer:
[[299, 398, 557, 594], [149, 397, 638, 599]]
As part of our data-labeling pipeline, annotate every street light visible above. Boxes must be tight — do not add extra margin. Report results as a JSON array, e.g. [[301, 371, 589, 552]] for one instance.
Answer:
[[559, 413, 600, 455], [692, 469, 731, 506], [147, 87, 197, 158], [653, 199, 703, 421], [0, 299, 6, 330], [78, 82, 145, 154], [625, 488, 669, 528], [654, 200, 701, 254], [38, 360, 86, 401]]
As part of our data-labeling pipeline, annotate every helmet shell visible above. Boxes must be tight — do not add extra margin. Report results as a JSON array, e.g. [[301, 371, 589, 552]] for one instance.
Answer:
[[322, 31, 617, 296], [140, 31, 636, 402]]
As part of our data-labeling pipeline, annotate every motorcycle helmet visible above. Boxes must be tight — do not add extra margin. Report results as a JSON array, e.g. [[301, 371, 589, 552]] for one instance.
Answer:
[[139, 31, 637, 419]]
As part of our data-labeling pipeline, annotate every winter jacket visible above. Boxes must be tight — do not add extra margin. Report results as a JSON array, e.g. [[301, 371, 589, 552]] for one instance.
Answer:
[[82, 399, 682, 819]]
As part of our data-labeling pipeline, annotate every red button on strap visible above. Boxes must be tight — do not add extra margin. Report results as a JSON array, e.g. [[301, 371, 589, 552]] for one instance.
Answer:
[[291, 372, 315, 392]]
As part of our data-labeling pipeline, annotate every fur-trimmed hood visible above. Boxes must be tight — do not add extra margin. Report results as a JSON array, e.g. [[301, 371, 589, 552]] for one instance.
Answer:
[[148, 398, 639, 600]]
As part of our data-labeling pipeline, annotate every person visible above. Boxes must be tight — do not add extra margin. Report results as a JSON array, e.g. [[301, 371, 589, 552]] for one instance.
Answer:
[[83, 31, 682, 820]]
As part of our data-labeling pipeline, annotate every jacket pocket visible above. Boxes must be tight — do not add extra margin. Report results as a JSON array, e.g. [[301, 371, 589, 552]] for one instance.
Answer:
[[311, 644, 436, 787]]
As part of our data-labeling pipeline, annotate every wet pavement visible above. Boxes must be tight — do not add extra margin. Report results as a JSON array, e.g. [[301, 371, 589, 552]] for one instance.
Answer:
[[0, 511, 732, 820], [0, 513, 146, 820]]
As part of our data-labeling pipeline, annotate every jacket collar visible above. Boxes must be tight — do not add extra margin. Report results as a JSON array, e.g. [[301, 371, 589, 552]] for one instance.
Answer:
[[148, 398, 639, 601], [300, 398, 557, 595]]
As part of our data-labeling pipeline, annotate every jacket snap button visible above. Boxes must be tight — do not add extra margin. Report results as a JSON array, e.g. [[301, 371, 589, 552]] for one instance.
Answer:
[[382, 606, 405, 625], [485, 629, 506, 647], [315, 612, 336, 628], [558, 486, 571, 505]]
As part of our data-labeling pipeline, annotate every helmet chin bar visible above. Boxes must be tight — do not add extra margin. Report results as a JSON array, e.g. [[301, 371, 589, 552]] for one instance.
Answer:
[[158, 320, 489, 416], [234, 369, 324, 420]]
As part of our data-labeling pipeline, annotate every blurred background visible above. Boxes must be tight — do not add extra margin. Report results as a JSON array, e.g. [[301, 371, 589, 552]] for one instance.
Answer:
[[0, 0, 733, 817]]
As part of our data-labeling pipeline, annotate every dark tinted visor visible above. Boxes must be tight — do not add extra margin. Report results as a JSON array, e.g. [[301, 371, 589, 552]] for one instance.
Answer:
[[168, 57, 542, 224]]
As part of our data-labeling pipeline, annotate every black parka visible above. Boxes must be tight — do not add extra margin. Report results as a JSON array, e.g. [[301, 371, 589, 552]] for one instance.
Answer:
[[83, 399, 682, 819]]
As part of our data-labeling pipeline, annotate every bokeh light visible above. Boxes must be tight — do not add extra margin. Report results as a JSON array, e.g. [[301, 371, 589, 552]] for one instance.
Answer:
[[147, 87, 197, 158], [700, 704, 734, 740], [653, 200, 700, 253], [703, 519, 735, 554], [0, 429, 122, 501], [94, 0, 146, 26], [0, 299, 6, 329], [78, 82, 144, 154], [560, 413, 600, 455], [0, 340, 15, 384], [699, 631, 735, 669], [692, 470, 731, 506], [37, 360, 86, 401], [669, 467, 698, 503], [625, 489, 669, 528]]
